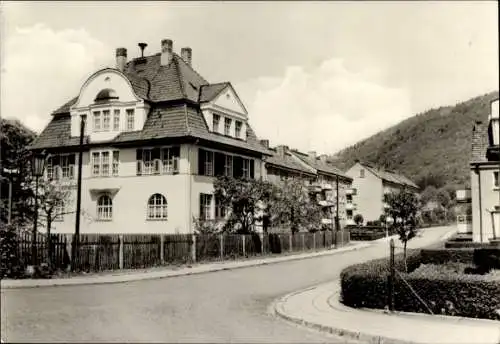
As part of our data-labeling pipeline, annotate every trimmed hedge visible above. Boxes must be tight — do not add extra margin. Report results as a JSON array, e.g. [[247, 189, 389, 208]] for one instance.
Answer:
[[420, 248, 474, 265], [340, 251, 500, 320]]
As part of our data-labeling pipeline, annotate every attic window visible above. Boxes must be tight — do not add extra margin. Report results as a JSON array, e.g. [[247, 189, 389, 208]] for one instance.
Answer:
[[95, 88, 119, 102]]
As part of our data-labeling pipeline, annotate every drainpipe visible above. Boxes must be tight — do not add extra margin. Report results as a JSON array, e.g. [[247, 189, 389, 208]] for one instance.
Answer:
[[474, 165, 483, 242]]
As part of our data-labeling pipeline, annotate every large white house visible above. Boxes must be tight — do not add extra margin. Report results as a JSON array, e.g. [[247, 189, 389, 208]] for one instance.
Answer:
[[30, 40, 270, 234]]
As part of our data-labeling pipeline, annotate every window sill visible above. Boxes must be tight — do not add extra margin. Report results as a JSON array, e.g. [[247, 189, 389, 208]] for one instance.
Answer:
[[146, 218, 168, 222], [96, 219, 113, 222]]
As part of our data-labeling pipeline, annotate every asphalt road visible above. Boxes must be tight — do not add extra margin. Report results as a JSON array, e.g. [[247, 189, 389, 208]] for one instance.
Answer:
[[1, 226, 452, 343]]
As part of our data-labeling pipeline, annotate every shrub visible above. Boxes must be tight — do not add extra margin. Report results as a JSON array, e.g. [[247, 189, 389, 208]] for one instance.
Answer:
[[473, 249, 500, 272], [420, 248, 474, 265], [340, 251, 500, 320], [0, 224, 25, 279]]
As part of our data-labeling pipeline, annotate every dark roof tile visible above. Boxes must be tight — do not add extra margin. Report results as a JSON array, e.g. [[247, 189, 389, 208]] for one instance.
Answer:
[[199, 83, 229, 102], [471, 122, 489, 163]]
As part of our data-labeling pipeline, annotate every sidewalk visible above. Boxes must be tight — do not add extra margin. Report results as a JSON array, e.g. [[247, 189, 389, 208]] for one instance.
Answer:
[[0, 242, 371, 290], [274, 279, 500, 344]]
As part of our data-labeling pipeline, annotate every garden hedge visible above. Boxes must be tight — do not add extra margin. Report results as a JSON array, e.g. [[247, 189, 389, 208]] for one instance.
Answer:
[[420, 248, 474, 265], [340, 251, 500, 320]]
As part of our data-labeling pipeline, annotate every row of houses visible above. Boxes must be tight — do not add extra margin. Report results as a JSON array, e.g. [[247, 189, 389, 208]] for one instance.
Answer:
[[29, 39, 418, 235]]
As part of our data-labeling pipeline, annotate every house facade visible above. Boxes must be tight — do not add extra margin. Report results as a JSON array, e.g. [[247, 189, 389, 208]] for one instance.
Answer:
[[466, 98, 500, 243], [288, 150, 353, 227], [30, 40, 270, 234], [345, 161, 419, 224]]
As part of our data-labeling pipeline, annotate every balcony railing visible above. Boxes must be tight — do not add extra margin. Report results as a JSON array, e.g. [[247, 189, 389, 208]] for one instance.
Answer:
[[456, 189, 471, 202]]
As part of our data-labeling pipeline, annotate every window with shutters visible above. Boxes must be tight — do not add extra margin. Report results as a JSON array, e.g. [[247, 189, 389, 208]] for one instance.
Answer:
[[46, 154, 75, 180], [136, 147, 180, 176]]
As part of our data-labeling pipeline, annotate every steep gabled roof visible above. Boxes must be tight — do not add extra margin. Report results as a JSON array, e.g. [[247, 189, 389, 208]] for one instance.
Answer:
[[199, 82, 230, 103], [359, 163, 419, 189], [31, 104, 270, 155], [265, 149, 316, 176], [291, 150, 351, 180], [470, 121, 489, 163]]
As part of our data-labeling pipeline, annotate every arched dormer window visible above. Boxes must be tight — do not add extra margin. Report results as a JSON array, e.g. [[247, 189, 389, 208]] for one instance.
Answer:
[[94, 88, 119, 103], [147, 193, 168, 220], [97, 194, 113, 220]]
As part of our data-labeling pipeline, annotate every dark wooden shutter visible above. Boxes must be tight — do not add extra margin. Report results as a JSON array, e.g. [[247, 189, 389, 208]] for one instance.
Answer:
[[198, 149, 205, 175], [233, 156, 243, 178], [250, 159, 255, 179], [136, 149, 142, 175], [199, 194, 204, 220], [214, 152, 225, 176]]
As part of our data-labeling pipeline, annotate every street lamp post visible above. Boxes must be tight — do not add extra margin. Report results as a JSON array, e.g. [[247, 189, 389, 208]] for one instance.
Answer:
[[30, 151, 47, 268]]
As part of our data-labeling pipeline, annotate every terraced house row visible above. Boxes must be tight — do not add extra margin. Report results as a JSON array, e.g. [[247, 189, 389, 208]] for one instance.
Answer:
[[30, 39, 414, 234]]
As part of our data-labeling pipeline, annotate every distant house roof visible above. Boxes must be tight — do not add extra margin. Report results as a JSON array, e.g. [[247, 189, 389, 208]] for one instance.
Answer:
[[33, 52, 268, 156], [470, 121, 489, 163], [290, 150, 352, 180], [265, 148, 316, 176], [359, 162, 419, 189]]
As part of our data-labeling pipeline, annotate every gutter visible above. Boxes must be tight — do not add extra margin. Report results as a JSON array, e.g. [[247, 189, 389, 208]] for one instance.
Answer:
[[473, 163, 483, 242]]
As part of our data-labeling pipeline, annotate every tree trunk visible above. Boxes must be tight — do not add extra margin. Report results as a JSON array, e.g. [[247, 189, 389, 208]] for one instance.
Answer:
[[47, 217, 52, 269], [403, 240, 408, 273]]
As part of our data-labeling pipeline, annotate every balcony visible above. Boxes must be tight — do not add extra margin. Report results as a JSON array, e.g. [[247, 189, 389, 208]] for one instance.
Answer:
[[346, 188, 356, 195], [321, 218, 333, 225], [308, 183, 322, 193], [321, 183, 333, 190], [456, 189, 471, 203], [318, 200, 335, 207]]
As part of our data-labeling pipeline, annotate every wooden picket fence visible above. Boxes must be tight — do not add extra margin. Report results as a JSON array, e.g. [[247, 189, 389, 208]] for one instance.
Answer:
[[13, 230, 350, 273]]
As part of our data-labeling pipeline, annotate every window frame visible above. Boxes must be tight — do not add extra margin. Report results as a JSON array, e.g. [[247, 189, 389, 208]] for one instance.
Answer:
[[113, 109, 120, 131], [224, 118, 232, 136], [93, 111, 102, 132], [235, 120, 242, 138], [199, 193, 213, 221], [91, 150, 120, 177], [136, 146, 180, 176], [494, 171, 499, 189], [213, 114, 220, 133], [126, 109, 135, 131], [97, 194, 113, 221], [147, 193, 168, 220]]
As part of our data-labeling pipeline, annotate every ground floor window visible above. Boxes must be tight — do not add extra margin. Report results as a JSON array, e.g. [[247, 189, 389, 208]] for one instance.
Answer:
[[147, 193, 168, 220], [200, 193, 212, 220], [346, 210, 353, 220], [97, 194, 113, 220]]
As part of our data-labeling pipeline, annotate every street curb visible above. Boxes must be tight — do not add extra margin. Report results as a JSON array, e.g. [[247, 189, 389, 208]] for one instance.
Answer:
[[0, 243, 371, 290], [273, 285, 419, 344]]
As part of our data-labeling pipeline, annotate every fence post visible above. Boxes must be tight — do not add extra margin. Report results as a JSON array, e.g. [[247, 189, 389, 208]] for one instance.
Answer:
[[191, 234, 197, 262], [289, 233, 293, 252], [65, 234, 72, 271], [119, 235, 124, 270], [242, 235, 246, 257], [160, 234, 165, 264], [387, 238, 395, 311], [220, 234, 224, 260], [313, 232, 316, 251], [301, 233, 305, 251], [260, 232, 265, 254]]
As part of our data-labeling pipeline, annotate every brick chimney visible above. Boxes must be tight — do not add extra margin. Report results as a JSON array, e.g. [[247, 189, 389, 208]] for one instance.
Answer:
[[116, 48, 127, 72], [308, 151, 316, 160], [260, 139, 270, 149], [276, 145, 288, 157], [181, 47, 192, 66], [161, 39, 173, 65]]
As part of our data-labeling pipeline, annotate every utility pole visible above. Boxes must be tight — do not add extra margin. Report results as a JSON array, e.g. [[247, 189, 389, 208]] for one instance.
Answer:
[[335, 174, 340, 232], [72, 116, 85, 270]]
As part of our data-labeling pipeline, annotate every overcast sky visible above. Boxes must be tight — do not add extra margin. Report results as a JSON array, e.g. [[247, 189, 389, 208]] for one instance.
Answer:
[[1, 1, 498, 154]]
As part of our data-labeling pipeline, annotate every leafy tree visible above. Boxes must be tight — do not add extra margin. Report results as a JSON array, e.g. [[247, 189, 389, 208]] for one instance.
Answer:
[[0, 118, 36, 227], [267, 178, 322, 233], [386, 189, 419, 272], [354, 214, 364, 226], [420, 185, 438, 206], [213, 176, 274, 234]]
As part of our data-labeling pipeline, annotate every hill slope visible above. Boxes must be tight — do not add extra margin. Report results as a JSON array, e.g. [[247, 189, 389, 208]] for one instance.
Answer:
[[331, 91, 499, 190]]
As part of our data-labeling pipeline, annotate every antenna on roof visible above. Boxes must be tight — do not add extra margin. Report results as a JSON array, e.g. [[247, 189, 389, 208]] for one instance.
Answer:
[[138, 43, 148, 57]]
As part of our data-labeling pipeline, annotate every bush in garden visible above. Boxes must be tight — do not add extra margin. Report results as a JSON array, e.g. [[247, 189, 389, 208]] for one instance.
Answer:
[[0, 223, 25, 279], [353, 214, 364, 226], [473, 248, 500, 273], [340, 251, 500, 320]]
